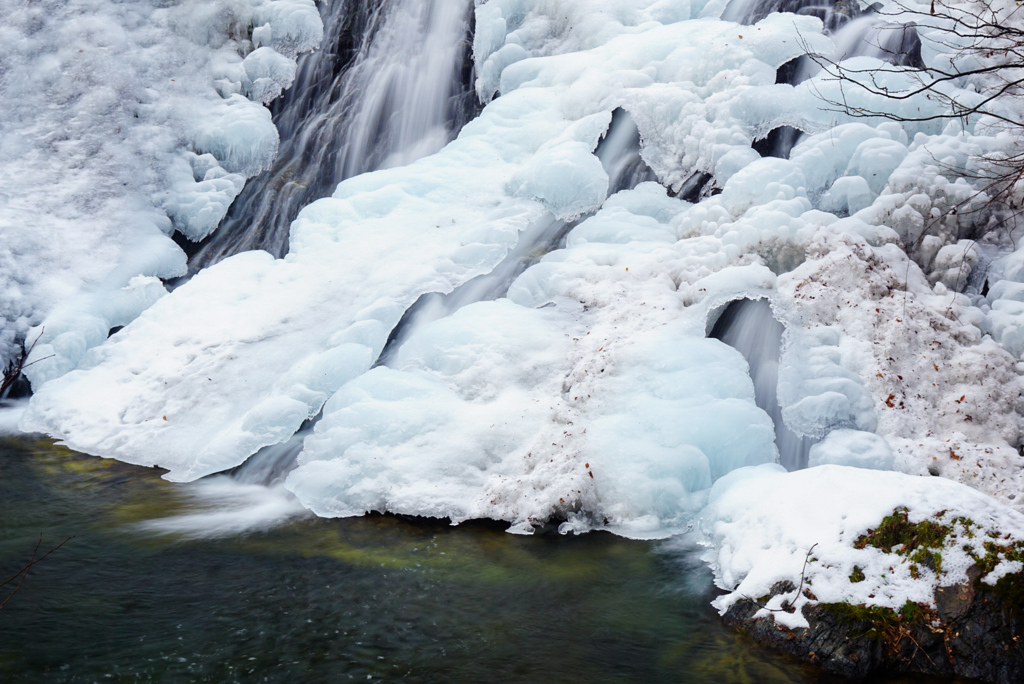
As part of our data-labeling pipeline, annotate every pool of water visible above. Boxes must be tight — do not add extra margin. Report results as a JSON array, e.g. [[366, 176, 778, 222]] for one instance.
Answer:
[[0, 436, 954, 683]]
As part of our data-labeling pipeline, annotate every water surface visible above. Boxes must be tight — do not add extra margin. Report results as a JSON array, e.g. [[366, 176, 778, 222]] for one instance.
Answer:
[[0, 436, 952, 683]]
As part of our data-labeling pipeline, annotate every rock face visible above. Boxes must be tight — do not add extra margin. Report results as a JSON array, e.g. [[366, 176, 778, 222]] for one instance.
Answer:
[[723, 574, 1024, 682]]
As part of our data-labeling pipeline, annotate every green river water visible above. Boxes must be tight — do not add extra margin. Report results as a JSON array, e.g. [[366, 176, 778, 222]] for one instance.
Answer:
[[0, 436, 959, 683]]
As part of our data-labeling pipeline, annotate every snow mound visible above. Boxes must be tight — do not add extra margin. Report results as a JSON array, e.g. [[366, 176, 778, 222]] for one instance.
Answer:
[[808, 429, 894, 470], [289, 211, 780, 533], [703, 464, 1024, 629]]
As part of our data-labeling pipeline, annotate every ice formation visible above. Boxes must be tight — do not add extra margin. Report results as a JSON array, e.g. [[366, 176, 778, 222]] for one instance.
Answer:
[[7, 0, 1024, 548], [188, 0, 479, 270], [0, 0, 322, 378]]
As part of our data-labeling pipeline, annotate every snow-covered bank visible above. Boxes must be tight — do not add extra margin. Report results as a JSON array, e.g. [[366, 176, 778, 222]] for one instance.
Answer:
[[702, 464, 1024, 680], [0, 0, 321, 376]]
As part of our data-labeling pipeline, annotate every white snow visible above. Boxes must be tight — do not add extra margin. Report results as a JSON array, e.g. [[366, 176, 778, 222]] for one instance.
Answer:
[[289, 229, 779, 532], [808, 429, 894, 470]]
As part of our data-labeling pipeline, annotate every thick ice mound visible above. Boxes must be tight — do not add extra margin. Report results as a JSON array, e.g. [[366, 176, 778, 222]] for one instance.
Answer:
[[290, 185, 779, 536], [17, 0, 1024, 533], [702, 464, 1024, 629], [21, 126, 553, 480], [0, 0, 321, 373]]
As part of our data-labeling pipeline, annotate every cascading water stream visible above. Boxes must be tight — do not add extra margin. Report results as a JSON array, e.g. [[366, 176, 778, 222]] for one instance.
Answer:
[[731, 0, 924, 160], [186, 0, 478, 272], [710, 299, 816, 471], [375, 108, 657, 366], [789, 14, 925, 83], [596, 109, 658, 195]]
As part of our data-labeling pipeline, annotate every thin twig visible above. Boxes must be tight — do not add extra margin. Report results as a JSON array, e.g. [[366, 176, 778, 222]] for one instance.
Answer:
[[0, 327, 47, 398], [0, 535, 73, 610], [741, 543, 819, 613], [794, 543, 819, 602], [904, 629, 938, 668]]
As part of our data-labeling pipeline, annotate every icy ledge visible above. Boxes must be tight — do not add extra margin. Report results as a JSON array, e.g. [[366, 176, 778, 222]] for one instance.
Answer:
[[703, 464, 1024, 680]]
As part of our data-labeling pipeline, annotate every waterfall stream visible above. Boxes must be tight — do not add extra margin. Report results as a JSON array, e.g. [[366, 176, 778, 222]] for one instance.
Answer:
[[710, 299, 817, 471], [735, 0, 925, 160], [187, 0, 478, 272]]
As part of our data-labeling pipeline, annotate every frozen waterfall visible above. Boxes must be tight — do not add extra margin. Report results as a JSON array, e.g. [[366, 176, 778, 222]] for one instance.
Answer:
[[17, 0, 1024, 539]]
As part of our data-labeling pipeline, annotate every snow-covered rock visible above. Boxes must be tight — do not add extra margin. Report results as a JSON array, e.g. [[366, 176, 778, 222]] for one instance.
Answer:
[[702, 464, 1024, 680], [703, 464, 1024, 628]]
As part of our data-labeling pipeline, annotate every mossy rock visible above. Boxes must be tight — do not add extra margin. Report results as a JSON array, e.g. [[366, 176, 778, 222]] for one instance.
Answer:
[[722, 505, 1024, 683], [724, 576, 1024, 682]]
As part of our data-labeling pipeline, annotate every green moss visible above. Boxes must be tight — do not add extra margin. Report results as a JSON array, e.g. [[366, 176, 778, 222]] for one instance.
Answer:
[[856, 509, 1024, 609], [821, 603, 899, 640], [953, 517, 977, 538], [855, 507, 952, 576], [962, 536, 1024, 606], [820, 600, 928, 642], [849, 566, 865, 583], [899, 599, 925, 624], [855, 508, 951, 557], [910, 548, 942, 574]]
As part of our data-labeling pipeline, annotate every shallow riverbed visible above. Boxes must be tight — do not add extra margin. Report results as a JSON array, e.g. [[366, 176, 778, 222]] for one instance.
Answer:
[[0, 436, 953, 683]]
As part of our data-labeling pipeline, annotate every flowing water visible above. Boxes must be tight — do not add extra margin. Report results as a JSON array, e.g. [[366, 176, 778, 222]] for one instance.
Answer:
[[596, 109, 659, 195], [0, 436, 956, 683], [710, 299, 817, 471], [187, 0, 478, 271], [728, 0, 925, 159]]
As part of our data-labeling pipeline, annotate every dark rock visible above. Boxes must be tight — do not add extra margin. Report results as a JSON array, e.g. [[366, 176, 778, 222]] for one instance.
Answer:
[[775, 57, 803, 85], [722, 571, 1024, 683], [934, 565, 979, 621], [752, 126, 803, 159], [673, 171, 714, 204], [1, 372, 31, 400], [722, 581, 883, 679]]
